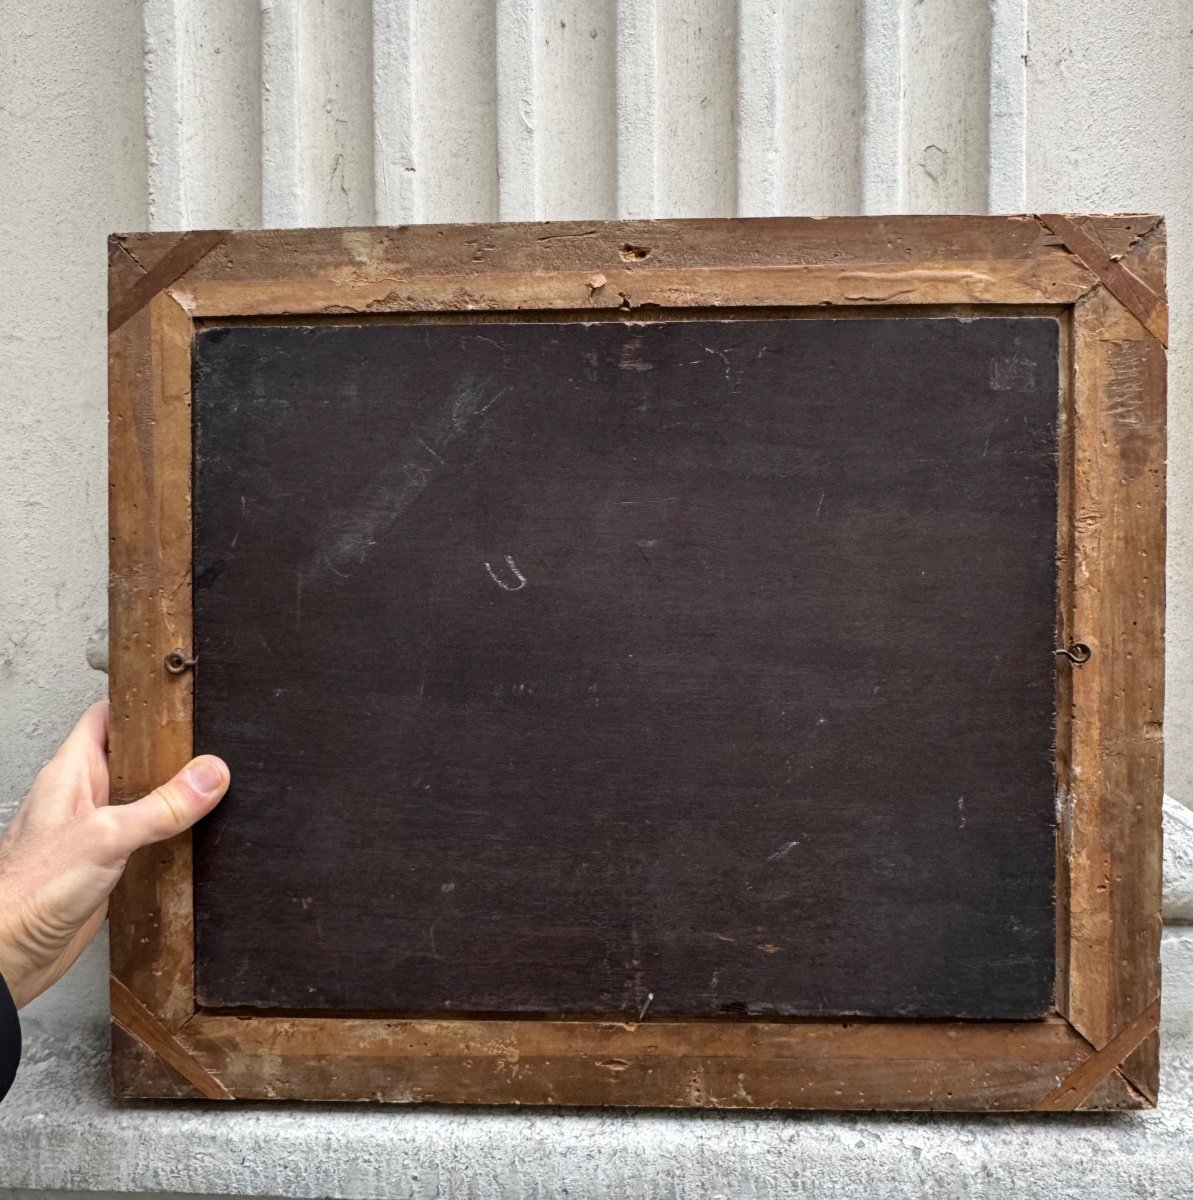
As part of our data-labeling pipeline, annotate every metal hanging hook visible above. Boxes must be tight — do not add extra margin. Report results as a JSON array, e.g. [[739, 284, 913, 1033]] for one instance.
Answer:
[[1054, 641, 1092, 665], [164, 649, 197, 674]]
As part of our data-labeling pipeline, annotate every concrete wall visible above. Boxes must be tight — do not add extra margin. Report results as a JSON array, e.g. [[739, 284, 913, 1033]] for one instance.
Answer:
[[0, 5, 144, 812]]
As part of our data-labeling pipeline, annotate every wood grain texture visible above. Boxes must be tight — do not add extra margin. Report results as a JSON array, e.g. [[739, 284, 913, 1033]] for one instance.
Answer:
[[1063, 260, 1165, 1094], [181, 1012, 1091, 1110], [108, 290, 196, 1032], [1036, 998, 1160, 1111], [1120, 1029, 1160, 1106], [111, 213, 1142, 283], [106, 215, 1164, 1110], [141, 215, 1168, 319], [1052, 304, 1076, 1022], [1037, 214, 1168, 345], [110, 1023, 208, 1101], [111, 979, 232, 1100], [108, 230, 225, 333], [1074, 1065, 1147, 1111], [107, 234, 146, 308], [175, 261, 1094, 319], [125, 214, 1111, 317]]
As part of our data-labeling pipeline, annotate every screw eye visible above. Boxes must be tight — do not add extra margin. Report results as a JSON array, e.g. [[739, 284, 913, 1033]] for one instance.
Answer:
[[1054, 641, 1092, 665], [164, 650, 195, 674]]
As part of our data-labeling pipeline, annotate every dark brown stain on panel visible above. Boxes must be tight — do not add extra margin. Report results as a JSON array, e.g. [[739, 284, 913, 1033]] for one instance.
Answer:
[[191, 316, 1059, 1019]]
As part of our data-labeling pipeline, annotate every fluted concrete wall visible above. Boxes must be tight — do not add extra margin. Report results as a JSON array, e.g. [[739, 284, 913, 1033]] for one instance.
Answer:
[[2, 0, 1192, 824], [142, 0, 1027, 227]]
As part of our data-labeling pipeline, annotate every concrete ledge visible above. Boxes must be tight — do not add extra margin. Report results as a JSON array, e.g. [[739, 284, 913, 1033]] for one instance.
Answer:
[[0, 932, 1190, 1200]]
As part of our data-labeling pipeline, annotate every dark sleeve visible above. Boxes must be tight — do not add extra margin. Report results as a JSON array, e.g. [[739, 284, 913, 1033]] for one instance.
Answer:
[[0, 969, 19, 1101]]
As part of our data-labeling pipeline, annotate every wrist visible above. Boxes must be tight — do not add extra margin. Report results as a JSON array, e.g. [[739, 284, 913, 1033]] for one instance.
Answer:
[[0, 907, 35, 1009], [0, 958, 19, 1099]]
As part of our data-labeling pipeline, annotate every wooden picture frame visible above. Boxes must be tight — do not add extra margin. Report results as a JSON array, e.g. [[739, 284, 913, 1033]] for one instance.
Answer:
[[108, 215, 1166, 1110]]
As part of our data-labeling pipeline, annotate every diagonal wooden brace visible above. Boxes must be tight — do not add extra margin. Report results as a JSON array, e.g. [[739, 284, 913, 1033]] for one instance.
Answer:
[[108, 231, 225, 333], [1037, 213, 1168, 345], [1035, 998, 1160, 1111], [110, 977, 232, 1101]]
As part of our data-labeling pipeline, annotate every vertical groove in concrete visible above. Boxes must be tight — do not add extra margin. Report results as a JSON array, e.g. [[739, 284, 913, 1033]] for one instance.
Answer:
[[145, 0, 1017, 229], [653, 0, 740, 218], [735, 0, 781, 216], [374, 0, 499, 224], [738, 0, 865, 217], [860, 0, 903, 214], [144, 0, 262, 229], [786, 0, 865, 215], [495, 0, 537, 220], [260, 0, 376, 228], [987, 0, 1027, 213], [372, 0, 418, 224], [615, 0, 659, 219], [532, 0, 619, 221], [900, 0, 991, 212]]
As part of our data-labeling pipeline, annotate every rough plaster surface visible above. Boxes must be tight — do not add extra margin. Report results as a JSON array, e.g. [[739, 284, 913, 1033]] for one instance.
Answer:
[[0, 2, 144, 810], [1166, 797, 1193, 921]]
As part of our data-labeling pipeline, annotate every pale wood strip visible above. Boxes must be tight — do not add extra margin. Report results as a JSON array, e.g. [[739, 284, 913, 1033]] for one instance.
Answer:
[[1036, 999, 1159, 1110], [172, 257, 1096, 319], [183, 1013, 1091, 1110], [108, 290, 197, 1033], [1064, 283, 1165, 1084], [1039, 213, 1168, 344]]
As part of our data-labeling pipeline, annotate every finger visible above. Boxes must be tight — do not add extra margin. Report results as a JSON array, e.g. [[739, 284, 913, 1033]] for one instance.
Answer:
[[105, 756, 230, 855], [68, 700, 112, 807], [20, 701, 112, 827], [44, 700, 110, 787], [62, 700, 110, 756]]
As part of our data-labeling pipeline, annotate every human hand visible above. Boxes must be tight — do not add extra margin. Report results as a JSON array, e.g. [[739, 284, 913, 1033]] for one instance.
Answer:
[[0, 701, 229, 1008]]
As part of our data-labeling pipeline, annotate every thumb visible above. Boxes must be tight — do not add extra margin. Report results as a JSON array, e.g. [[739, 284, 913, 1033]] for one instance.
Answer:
[[107, 756, 230, 856]]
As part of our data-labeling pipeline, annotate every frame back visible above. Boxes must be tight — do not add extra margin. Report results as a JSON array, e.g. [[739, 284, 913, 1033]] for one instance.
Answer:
[[108, 215, 1165, 1110]]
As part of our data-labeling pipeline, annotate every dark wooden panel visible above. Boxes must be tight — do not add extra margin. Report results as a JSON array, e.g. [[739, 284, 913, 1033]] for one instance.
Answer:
[[192, 315, 1059, 1019]]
